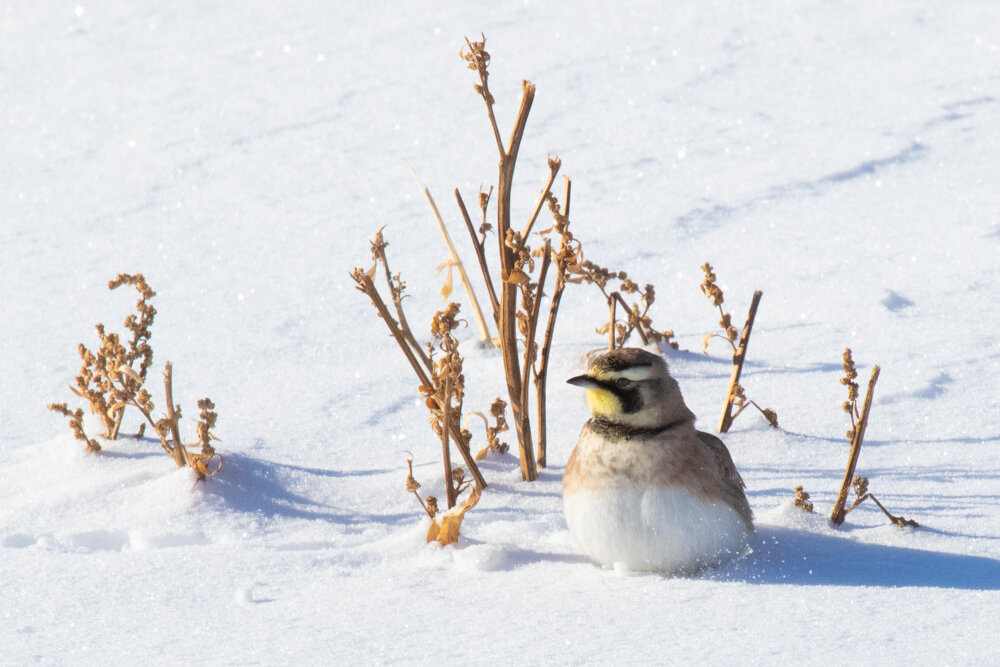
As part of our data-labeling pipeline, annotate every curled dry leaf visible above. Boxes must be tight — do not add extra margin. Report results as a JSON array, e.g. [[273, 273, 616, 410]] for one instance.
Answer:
[[426, 485, 481, 546], [506, 269, 530, 286]]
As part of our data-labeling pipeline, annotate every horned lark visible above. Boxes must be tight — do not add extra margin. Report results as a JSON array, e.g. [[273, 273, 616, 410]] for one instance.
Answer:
[[563, 347, 753, 573]]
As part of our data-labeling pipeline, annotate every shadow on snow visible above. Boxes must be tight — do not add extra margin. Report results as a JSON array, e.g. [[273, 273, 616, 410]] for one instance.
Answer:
[[711, 525, 1000, 590]]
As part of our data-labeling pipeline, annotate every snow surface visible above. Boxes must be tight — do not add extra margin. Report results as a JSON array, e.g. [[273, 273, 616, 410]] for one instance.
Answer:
[[3, 0, 1000, 663]]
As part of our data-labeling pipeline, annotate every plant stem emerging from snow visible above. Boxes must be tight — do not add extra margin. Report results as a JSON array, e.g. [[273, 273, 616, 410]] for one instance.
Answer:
[[718, 290, 763, 433], [831, 364, 880, 525]]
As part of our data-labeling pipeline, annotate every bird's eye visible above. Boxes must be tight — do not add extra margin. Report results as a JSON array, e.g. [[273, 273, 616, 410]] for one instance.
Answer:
[[614, 377, 630, 388]]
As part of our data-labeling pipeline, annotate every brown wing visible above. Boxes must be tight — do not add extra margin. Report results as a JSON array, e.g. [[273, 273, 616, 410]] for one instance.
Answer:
[[696, 430, 745, 489], [696, 430, 754, 530]]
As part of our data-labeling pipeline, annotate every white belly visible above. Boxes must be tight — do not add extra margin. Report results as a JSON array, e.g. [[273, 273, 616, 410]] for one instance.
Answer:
[[563, 484, 750, 573]]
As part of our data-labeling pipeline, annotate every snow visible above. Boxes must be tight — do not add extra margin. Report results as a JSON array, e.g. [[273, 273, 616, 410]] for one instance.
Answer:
[[3, 0, 999, 663]]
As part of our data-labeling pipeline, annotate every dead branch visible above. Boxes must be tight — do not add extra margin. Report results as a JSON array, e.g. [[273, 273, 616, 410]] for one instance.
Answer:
[[831, 365, 880, 525], [455, 188, 500, 324], [718, 290, 763, 433]]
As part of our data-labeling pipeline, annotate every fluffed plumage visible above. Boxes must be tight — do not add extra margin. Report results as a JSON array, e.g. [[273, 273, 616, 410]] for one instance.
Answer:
[[563, 347, 753, 573]]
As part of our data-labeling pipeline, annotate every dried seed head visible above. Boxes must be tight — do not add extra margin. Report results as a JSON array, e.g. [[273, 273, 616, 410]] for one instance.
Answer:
[[405, 474, 421, 493], [489, 398, 507, 418], [793, 485, 814, 512]]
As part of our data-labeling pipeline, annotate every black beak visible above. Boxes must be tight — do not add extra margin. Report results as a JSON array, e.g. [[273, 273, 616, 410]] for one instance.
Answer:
[[567, 374, 601, 389]]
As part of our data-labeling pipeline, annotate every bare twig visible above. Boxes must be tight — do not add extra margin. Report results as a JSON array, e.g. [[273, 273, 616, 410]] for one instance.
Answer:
[[533, 181, 574, 468], [489, 73, 538, 481], [718, 290, 763, 433], [520, 240, 551, 419], [523, 158, 560, 239], [831, 365, 880, 525], [439, 375, 457, 509], [455, 189, 500, 324], [162, 362, 187, 468], [370, 232, 433, 374]]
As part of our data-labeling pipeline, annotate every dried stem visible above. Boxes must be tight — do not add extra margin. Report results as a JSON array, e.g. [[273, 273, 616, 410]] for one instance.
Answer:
[[718, 290, 763, 433], [352, 271, 487, 489], [411, 169, 493, 345], [607, 296, 617, 350], [562, 176, 571, 218], [494, 81, 538, 482], [866, 492, 919, 527], [535, 266, 567, 464], [464, 35, 505, 156], [831, 365, 881, 525], [455, 189, 500, 324], [439, 375, 457, 509], [371, 236, 433, 374], [162, 363, 187, 468], [612, 292, 649, 346], [523, 159, 560, 239], [520, 241, 551, 420]]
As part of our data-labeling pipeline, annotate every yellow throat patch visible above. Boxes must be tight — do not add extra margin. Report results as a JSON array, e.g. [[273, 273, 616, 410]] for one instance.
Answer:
[[585, 386, 621, 416]]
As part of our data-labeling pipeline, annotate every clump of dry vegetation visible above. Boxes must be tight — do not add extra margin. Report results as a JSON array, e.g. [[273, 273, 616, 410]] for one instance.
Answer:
[[351, 232, 489, 500], [699, 262, 776, 432], [359, 34, 686, 500], [468, 398, 510, 461], [450, 36, 585, 479], [574, 260, 678, 352], [829, 349, 916, 527], [352, 234, 494, 542], [405, 455, 482, 546], [48, 274, 222, 481]]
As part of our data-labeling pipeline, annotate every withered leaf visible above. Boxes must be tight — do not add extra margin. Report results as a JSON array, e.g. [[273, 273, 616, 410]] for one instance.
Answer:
[[117, 365, 143, 385], [506, 269, 530, 286], [702, 333, 714, 355], [426, 485, 481, 546]]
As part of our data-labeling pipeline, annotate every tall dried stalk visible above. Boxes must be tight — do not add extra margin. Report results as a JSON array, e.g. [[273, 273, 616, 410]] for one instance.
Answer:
[[831, 353, 879, 525], [718, 290, 764, 432], [463, 36, 537, 481], [533, 179, 577, 467], [700, 263, 775, 432], [458, 36, 585, 479], [410, 167, 494, 345], [830, 351, 916, 527], [362, 36, 582, 478]]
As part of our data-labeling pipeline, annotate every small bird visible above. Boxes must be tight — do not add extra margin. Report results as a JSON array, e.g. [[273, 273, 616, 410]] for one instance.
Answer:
[[563, 347, 753, 573]]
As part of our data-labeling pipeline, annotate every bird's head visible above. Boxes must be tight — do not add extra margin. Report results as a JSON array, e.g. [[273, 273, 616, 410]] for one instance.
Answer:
[[567, 347, 694, 428]]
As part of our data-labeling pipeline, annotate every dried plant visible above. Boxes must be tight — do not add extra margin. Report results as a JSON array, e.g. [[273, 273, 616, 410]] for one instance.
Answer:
[[48, 274, 222, 481], [362, 36, 678, 480], [410, 167, 494, 345], [452, 35, 584, 478], [793, 485, 814, 512], [573, 260, 678, 352], [840, 475, 918, 527], [351, 233, 487, 502], [405, 452, 482, 546], [700, 263, 738, 354], [47, 403, 101, 453], [468, 398, 510, 461], [830, 350, 913, 527], [405, 455, 437, 519], [424, 302, 475, 508], [841, 347, 861, 440], [699, 262, 775, 432]]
